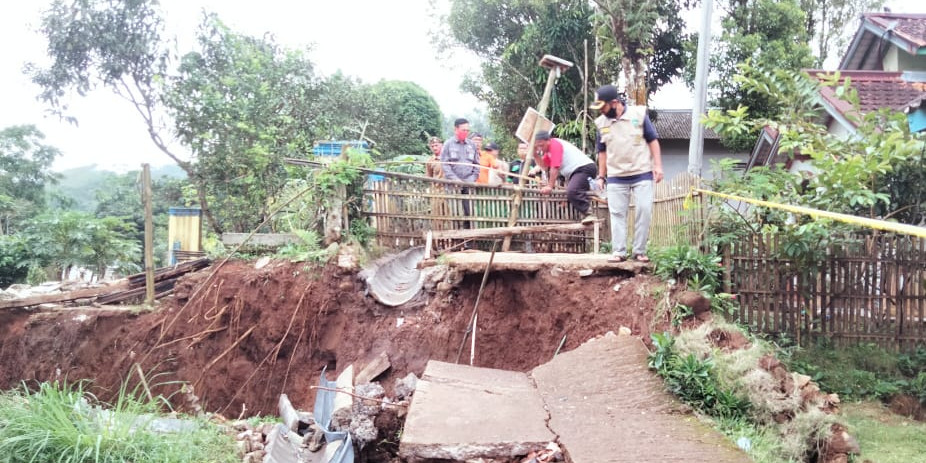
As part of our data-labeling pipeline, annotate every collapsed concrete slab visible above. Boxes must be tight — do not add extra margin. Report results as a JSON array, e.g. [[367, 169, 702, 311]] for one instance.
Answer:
[[531, 332, 750, 463], [398, 360, 555, 461]]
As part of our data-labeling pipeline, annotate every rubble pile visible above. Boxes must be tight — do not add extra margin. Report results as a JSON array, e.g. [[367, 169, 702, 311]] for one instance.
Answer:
[[231, 370, 416, 463]]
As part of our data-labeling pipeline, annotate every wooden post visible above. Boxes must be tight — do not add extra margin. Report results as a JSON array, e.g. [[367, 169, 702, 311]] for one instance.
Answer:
[[142, 164, 155, 305], [503, 66, 559, 251]]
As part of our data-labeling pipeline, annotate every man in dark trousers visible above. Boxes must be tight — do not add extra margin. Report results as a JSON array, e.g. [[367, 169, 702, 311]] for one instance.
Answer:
[[533, 130, 598, 224], [440, 118, 480, 229]]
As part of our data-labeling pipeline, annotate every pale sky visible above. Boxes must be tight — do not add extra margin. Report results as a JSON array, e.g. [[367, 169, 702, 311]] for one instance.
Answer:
[[0, 0, 921, 172]]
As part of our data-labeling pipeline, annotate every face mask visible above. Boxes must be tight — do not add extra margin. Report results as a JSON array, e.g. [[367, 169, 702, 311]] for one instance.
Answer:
[[605, 107, 618, 119], [455, 129, 467, 142]]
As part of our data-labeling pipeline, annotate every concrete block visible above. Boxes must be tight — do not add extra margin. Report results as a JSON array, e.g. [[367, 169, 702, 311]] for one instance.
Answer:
[[355, 351, 391, 385], [399, 361, 554, 461]]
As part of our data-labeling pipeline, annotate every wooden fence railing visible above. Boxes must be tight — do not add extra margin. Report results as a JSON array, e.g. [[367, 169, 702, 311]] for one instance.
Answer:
[[725, 233, 926, 351], [362, 170, 702, 253]]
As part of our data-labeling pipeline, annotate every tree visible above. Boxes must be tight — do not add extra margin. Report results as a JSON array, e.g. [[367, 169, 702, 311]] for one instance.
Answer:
[[25, 0, 231, 231], [20, 211, 140, 280], [592, 0, 690, 105], [443, 0, 597, 142], [0, 125, 61, 234], [163, 15, 325, 233], [29, 0, 172, 158], [708, 0, 815, 150], [362, 81, 443, 157], [799, 0, 884, 67]]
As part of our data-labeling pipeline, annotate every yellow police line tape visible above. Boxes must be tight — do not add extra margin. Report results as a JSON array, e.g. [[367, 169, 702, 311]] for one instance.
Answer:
[[692, 188, 926, 239]]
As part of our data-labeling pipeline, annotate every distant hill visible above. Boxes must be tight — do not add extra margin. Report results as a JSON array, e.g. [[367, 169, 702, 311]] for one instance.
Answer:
[[49, 164, 187, 212]]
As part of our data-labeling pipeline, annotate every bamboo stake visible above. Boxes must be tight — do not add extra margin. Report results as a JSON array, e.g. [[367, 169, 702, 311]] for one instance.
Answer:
[[455, 240, 499, 364]]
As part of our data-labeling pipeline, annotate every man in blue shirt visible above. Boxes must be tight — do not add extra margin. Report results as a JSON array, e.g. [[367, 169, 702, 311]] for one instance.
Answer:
[[440, 118, 480, 229]]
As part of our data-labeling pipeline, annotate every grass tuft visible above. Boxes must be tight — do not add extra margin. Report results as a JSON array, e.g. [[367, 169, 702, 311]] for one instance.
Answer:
[[842, 401, 926, 463], [0, 380, 238, 463]]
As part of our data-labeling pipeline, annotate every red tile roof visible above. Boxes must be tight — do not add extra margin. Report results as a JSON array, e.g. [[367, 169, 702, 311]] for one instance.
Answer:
[[866, 13, 926, 49], [840, 13, 926, 70], [807, 70, 926, 125]]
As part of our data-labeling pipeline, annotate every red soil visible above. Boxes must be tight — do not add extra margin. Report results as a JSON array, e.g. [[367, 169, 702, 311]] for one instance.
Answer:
[[0, 259, 667, 417]]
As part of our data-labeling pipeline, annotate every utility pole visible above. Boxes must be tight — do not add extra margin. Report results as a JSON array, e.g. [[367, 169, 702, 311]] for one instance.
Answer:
[[688, 0, 713, 176]]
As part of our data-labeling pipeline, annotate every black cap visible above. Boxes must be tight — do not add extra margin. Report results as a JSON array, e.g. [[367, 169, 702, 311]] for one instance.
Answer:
[[483, 142, 500, 151], [454, 118, 469, 127], [534, 130, 552, 141], [590, 85, 623, 110]]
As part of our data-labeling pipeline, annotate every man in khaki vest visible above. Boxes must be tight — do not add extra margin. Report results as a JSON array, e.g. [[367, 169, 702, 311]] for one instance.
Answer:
[[591, 85, 663, 263]]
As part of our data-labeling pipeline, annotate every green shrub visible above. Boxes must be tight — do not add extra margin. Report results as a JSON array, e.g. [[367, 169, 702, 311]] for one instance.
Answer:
[[784, 342, 913, 402], [652, 245, 723, 292], [897, 347, 926, 378], [649, 332, 750, 419]]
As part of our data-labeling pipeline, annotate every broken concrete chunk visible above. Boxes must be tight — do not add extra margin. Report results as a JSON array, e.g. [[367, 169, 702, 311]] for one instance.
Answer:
[[577, 269, 594, 277], [355, 351, 391, 385], [399, 361, 555, 461], [330, 365, 354, 431], [394, 372, 418, 400], [254, 256, 271, 269], [349, 416, 378, 448], [618, 326, 632, 336]]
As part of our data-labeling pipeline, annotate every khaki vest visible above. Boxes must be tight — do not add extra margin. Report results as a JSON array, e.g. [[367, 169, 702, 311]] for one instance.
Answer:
[[595, 106, 651, 177]]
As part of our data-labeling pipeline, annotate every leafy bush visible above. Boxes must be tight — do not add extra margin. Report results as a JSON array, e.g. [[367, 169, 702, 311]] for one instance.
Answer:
[[649, 332, 750, 419], [897, 347, 926, 378], [275, 230, 333, 263], [0, 380, 237, 463], [784, 342, 926, 404], [652, 245, 723, 292]]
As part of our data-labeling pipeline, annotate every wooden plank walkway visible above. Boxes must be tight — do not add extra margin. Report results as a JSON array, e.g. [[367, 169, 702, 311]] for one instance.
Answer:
[[421, 252, 648, 274]]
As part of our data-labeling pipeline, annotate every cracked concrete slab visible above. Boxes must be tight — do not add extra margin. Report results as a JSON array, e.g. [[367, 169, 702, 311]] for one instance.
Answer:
[[398, 360, 555, 461], [531, 332, 751, 463]]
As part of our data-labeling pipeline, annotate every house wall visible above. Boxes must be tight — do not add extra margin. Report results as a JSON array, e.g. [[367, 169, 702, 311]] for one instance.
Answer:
[[827, 119, 855, 137], [660, 139, 748, 181], [884, 47, 926, 72]]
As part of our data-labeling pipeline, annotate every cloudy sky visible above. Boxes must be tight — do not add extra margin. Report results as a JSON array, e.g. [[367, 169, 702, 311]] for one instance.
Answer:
[[0, 0, 921, 171]]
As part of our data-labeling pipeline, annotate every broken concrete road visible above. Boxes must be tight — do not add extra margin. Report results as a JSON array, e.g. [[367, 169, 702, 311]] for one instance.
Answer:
[[400, 333, 750, 462], [532, 333, 750, 462], [399, 361, 555, 461]]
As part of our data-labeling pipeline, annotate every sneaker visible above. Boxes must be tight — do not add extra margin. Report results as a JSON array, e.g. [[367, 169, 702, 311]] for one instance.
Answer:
[[580, 213, 596, 224]]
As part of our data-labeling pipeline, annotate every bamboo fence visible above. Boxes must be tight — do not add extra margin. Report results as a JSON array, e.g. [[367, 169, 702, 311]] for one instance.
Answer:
[[362, 170, 702, 253], [726, 233, 926, 351]]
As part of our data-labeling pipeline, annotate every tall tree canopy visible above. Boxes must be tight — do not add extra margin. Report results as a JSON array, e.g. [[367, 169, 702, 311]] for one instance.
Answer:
[[362, 80, 443, 156], [799, 0, 884, 67], [164, 15, 322, 233], [0, 125, 61, 234], [591, 0, 689, 105], [708, 0, 815, 150], [444, 0, 597, 143]]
